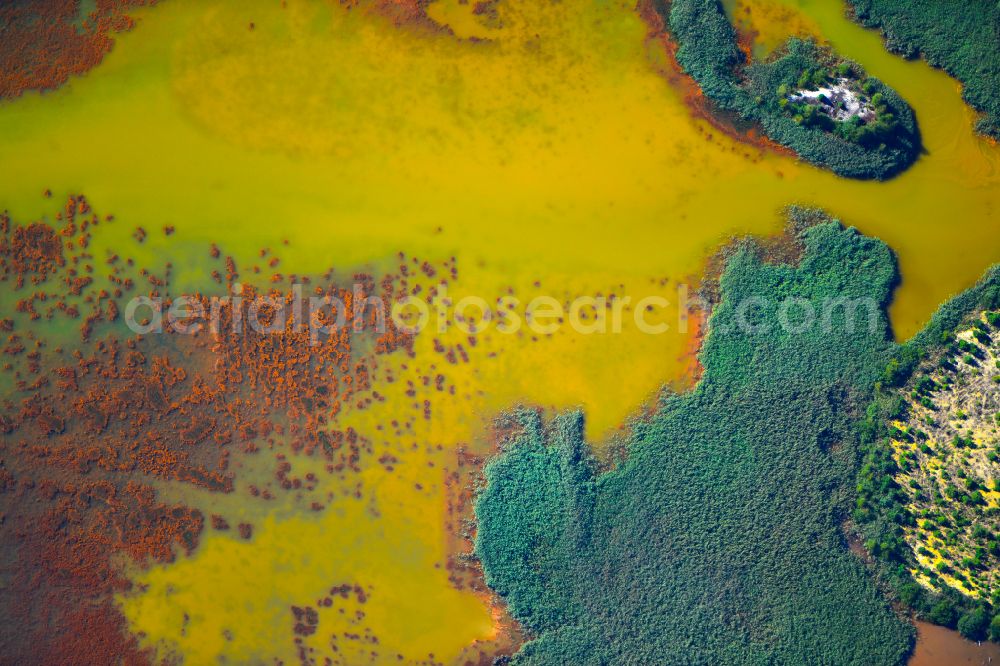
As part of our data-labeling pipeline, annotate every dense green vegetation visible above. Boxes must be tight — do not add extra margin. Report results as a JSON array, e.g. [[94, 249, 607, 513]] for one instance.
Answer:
[[856, 266, 1000, 643], [773, 64, 901, 148], [849, 0, 1000, 140], [744, 41, 917, 155], [660, 0, 920, 179], [475, 213, 914, 664]]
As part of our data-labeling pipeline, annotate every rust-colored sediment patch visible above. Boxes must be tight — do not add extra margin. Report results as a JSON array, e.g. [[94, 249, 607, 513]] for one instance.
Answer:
[[0, 1, 158, 100], [2, 192, 572, 662], [0, 195, 439, 663], [678, 304, 707, 386], [443, 445, 525, 664], [338, 0, 449, 34]]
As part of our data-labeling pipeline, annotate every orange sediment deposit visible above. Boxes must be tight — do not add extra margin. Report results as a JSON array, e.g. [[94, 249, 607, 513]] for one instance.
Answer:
[[0, 0, 158, 100], [678, 303, 708, 386], [0, 195, 466, 663], [0, 218, 65, 288], [0, 469, 200, 665], [1, 195, 602, 662], [442, 445, 525, 665]]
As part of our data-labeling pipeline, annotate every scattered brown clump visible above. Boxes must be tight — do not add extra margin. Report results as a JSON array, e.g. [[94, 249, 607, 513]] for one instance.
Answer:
[[0, 218, 65, 287], [0, 196, 449, 663], [291, 604, 319, 636], [0, 1, 158, 100]]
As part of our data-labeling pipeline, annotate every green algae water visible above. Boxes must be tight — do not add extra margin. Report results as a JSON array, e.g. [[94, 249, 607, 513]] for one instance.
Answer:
[[1, 0, 998, 662]]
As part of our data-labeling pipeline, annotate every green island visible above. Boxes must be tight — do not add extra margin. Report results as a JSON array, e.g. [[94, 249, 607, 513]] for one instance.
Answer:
[[856, 281, 1000, 643], [848, 0, 1000, 140], [475, 212, 917, 664], [656, 0, 921, 180]]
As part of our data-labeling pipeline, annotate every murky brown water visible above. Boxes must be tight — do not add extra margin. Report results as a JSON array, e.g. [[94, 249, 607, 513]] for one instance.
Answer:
[[910, 622, 1000, 666]]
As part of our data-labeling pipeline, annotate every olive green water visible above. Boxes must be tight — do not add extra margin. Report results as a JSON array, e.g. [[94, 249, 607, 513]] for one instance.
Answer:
[[0, 0, 998, 662]]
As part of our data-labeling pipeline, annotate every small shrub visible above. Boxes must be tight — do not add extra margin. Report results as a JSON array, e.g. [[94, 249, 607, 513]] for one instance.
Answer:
[[958, 607, 990, 641]]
